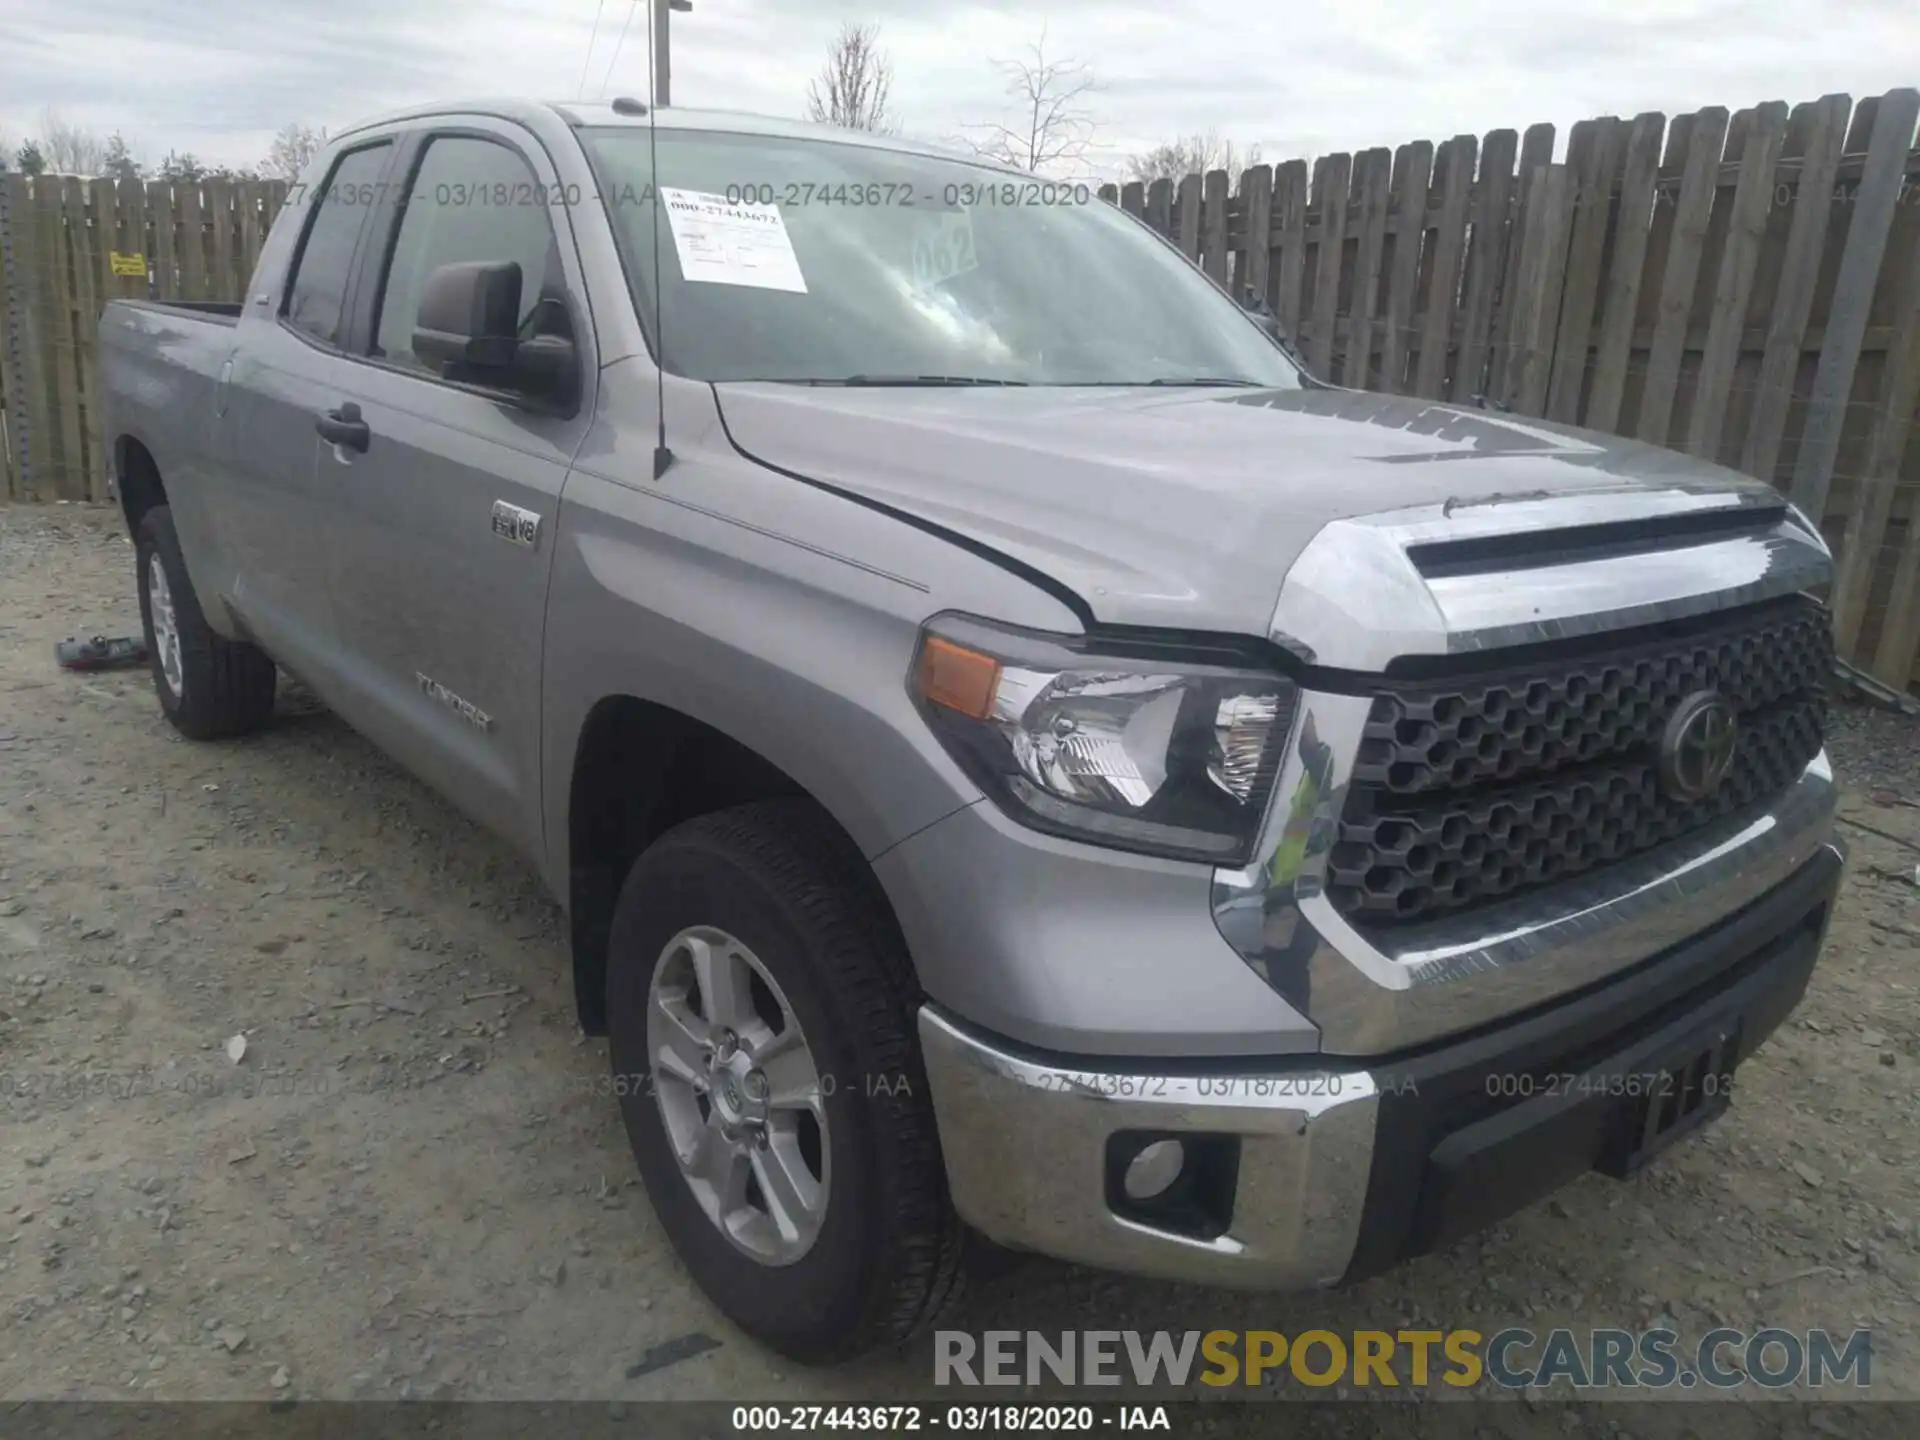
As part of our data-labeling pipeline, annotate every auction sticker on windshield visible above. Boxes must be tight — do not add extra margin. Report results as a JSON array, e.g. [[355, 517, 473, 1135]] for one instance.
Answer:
[[660, 187, 809, 293]]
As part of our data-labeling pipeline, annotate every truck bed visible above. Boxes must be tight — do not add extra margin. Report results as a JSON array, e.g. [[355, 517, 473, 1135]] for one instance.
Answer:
[[97, 299, 252, 537], [110, 299, 245, 327]]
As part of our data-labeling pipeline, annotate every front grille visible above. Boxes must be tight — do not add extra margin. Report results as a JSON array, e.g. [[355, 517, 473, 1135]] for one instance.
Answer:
[[1326, 598, 1832, 925]]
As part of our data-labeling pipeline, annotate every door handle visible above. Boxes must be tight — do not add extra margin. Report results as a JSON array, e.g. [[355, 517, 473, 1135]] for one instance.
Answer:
[[315, 402, 370, 452]]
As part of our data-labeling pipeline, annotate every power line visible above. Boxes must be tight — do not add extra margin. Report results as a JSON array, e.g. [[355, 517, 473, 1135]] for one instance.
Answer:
[[599, 0, 642, 100], [577, 0, 609, 101]]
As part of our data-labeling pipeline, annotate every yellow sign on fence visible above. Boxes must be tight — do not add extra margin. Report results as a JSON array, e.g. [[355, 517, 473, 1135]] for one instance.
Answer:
[[109, 251, 147, 277]]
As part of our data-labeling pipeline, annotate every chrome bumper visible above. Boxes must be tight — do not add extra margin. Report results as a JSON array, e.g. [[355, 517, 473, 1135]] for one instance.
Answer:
[[921, 838, 1844, 1289], [918, 1006, 1378, 1289]]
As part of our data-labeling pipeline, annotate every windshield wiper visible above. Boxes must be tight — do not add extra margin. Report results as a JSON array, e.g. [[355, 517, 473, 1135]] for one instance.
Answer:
[[1140, 376, 1266, 387], [815, 374, 1031, 387]]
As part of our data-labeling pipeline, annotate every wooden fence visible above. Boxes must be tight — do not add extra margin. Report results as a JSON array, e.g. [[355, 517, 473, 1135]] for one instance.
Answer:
[[0, 175, 288, 508], [1097, 87, 1920, 689], [3, 90, 1920, 685]]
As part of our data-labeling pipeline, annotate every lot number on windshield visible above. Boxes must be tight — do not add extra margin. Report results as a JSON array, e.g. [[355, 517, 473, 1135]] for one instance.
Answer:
[[913, 210, 978, 289]]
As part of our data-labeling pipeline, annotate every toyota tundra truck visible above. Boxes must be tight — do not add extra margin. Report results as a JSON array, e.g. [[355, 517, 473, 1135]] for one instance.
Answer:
[[97, 98, 1844, 1364]]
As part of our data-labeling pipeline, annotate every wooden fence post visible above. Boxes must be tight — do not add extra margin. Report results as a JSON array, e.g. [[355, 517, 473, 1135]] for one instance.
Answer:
[[1270, 160, 1308, 341], [1343, 148, 1392, 388], [1789, 88, 1920, 522], [1584, 112, 1667, 433], [1545, 117, 1623, 423], [1454, 128, 1517, 404], [1237, 164, 1273, 307], [1172, 173, 1201, 263], [38, 180, 87, 498], [1377, 141, 1432, 396], [1738, 94, 1850, 484], [1145, 177, 1172, 239], [1686, 102, 1789, 461], [10, 176, 59, 501], [62, 176, 105, 500], [0, 174, 25, 500], [1199, 169, 1229, 284], [206, 179, 237, 300], [1637, 107, 1731, 445], [1306, 152, 1351, 379], [1412, 134, 1475, 400], [147, 181, 176, 298], [1498, 163, 1576, 414]]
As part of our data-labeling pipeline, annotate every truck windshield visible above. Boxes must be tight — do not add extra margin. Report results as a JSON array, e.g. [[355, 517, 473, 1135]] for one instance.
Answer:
[[579, 127, 1303, 389]]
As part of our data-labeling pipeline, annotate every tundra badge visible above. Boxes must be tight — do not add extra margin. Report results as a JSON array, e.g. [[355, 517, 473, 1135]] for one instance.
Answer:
[[491, 500, 541, 548], [416, 673, 493, 733]]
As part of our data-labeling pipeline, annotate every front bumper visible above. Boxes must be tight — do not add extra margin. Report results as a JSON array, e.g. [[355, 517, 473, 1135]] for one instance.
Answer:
[[921, 841, 1843, 1288]]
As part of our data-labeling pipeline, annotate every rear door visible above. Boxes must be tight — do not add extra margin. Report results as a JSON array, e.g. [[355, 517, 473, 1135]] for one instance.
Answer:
[[313, 119, 596, 859], [214, 138, 396, 678]]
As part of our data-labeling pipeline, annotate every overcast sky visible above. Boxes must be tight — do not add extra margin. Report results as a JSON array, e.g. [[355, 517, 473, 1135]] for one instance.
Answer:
[[1, 0, 1915, 176]]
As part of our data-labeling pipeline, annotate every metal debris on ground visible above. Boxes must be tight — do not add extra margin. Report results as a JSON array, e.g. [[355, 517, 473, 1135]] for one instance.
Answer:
[[53, 635, 149, 672], [1830, 656, 1920, 716]]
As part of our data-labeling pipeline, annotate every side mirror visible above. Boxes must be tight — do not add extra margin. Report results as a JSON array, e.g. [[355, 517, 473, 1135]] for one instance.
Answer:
[[413, 261, 579, 407], [414, 260, 521, 370], [1240, 285, 1309, 373], [510, 333, 581, 411], [1239, 285, 1282, 339]]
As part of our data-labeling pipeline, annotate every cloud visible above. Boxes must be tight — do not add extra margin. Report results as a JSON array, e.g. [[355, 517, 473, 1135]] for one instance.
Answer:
[[0, 0, 1914, 174]]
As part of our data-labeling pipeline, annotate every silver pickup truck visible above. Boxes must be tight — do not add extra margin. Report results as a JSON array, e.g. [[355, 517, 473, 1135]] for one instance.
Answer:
[[99, 98, 1844, 1363]]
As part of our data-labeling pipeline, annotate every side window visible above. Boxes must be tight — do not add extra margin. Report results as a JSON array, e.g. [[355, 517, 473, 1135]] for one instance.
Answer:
[[283, 142, 391, 345], [373, 136, 572, 373]]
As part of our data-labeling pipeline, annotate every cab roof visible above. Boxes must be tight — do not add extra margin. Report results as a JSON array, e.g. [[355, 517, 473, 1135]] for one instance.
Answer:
[[333, 98, 1023, 175]]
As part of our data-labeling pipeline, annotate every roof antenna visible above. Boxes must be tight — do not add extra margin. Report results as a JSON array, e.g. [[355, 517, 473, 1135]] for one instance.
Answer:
[[645, 0, 674, 480]]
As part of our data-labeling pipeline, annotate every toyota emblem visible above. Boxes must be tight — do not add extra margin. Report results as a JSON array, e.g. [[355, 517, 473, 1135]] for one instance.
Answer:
[[1659, 692, 1738, 801]]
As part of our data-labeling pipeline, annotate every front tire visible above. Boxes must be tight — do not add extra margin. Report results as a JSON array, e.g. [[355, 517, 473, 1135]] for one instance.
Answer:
[[135, 506, 277, 740], [606, 799, 964, 1363]]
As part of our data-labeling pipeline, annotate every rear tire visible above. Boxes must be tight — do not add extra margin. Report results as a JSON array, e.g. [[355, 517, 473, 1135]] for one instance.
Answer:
[[606, 799, 965, 1363], [136, 505, 277, 740]]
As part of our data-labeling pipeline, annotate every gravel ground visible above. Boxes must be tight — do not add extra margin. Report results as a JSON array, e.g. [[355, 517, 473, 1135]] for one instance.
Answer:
[[0, 503, 1914, 1429]]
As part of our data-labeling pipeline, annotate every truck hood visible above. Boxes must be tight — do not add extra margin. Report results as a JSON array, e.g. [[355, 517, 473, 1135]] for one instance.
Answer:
[[712, 381, 1784, 637]]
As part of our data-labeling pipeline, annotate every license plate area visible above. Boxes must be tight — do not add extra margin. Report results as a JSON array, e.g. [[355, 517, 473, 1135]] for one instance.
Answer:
[[1596, 1023, 1739, 1178]]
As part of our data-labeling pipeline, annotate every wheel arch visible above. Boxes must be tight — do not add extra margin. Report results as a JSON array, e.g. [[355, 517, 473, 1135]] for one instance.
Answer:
[[563, 694, 914, 1035], [114, 435, 168, 537]]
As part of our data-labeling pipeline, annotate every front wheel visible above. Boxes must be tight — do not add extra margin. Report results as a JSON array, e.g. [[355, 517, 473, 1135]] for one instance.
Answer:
[[606, 799, 965, 1363], [135, 506, 277, 740]]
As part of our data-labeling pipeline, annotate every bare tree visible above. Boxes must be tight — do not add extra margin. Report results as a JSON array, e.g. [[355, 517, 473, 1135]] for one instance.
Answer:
[[37, 108, 107, 174], [261, 122, 328, 182], [15, 140, 45, 176], [962, 24, 1099, 173], [1126, 130, 1264, 186], [806, 23, 897, 134]]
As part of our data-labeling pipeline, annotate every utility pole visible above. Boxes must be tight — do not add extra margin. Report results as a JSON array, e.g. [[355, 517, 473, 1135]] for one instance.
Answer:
[[654, 0, 692, 107]]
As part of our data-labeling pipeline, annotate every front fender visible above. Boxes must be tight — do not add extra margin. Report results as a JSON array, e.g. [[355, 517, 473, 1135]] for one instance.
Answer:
[[539, 464, 1083, 893]]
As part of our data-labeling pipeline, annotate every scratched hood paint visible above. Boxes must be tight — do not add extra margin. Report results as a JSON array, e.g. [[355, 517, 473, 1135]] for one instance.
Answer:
[[713, 381, 1776, 635]]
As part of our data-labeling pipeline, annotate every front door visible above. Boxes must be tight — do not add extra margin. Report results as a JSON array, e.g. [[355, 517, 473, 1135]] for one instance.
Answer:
[[315, 123, 594, 858]]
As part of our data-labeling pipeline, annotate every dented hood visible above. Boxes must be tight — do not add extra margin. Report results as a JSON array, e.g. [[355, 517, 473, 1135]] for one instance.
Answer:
[[713, 381, 1780, 635]]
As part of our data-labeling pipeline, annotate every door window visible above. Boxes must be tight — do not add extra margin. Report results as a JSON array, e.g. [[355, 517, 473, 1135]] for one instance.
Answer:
[[372, 136, 573, 373], [282, 142, 391, 345]]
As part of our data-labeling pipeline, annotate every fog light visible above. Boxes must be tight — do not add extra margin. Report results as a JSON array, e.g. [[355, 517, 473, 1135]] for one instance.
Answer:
[[1107, 1131, 1239, 1240], [1122, 1138, 1186, 1200]]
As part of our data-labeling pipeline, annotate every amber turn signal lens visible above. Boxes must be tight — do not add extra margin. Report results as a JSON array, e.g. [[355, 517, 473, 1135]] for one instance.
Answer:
[[916, 636, 1002, 719]]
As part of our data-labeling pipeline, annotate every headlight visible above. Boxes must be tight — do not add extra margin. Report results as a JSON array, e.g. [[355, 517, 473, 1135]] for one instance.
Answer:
[[909, 615, 1298, 864]]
